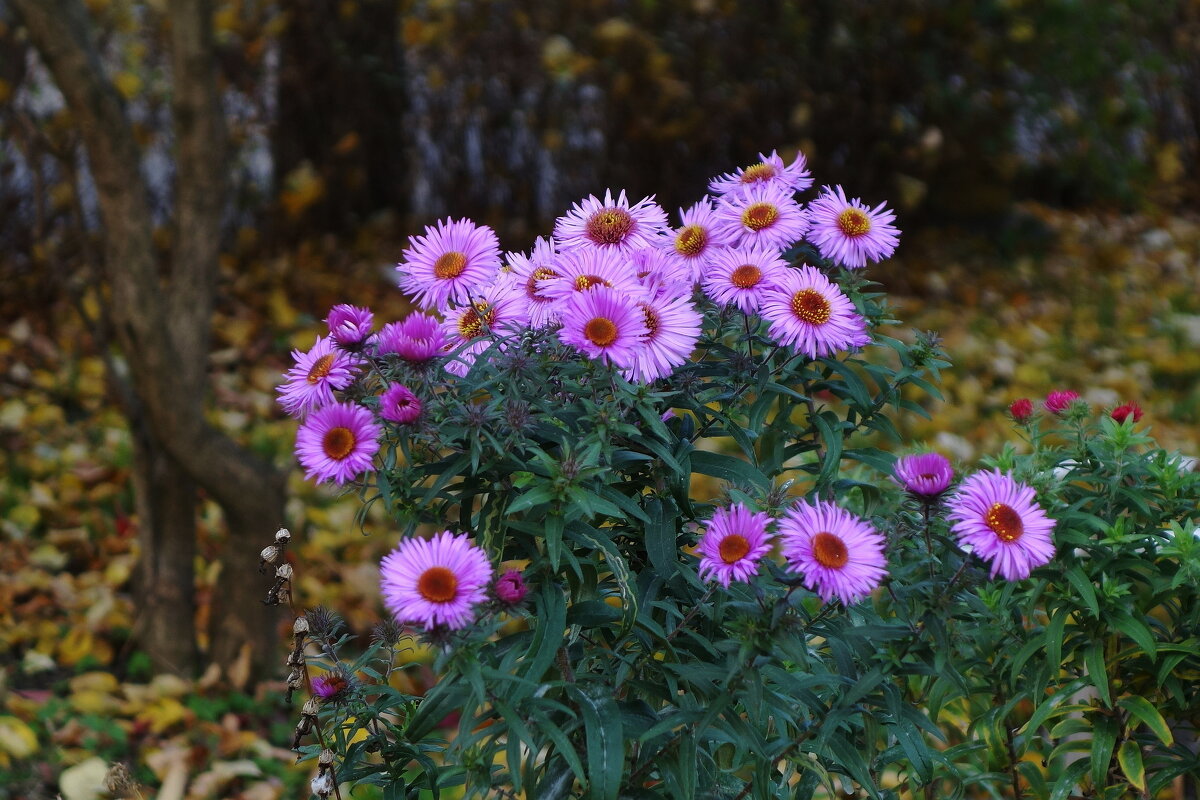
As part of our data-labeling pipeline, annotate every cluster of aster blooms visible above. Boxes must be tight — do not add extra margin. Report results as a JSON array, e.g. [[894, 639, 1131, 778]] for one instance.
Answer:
[[1009, 389, 1145, 426], [690, 454, 1056, 605]]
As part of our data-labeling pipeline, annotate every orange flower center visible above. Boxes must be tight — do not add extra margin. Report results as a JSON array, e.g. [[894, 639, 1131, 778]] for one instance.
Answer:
[[674, 225, 707, 256], [417, 566, 459, 603], [585, 317, 618, 347], [586, 208, 634, 245], [307, 353, 335, 384], [730, 264, 762, 288], [641, 304, 659, 336], [740, 162, 777, 183], [719, 534, 751, 564], [434, 251, 468, 280], [741, 202, 779, 231], [526, 267, 558, 300], [985, 502, 1024, 542], [836, 208, 871, 237], [322, 426, 356, 460], [811, 531, 848, 569], [575, 274, 611, 291], [457, 302, 496, 340], [791, 288, 831, 325]]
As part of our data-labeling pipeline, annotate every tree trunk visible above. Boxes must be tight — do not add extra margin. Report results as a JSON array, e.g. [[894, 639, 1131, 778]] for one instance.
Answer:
[[13, 0, 287, 681]]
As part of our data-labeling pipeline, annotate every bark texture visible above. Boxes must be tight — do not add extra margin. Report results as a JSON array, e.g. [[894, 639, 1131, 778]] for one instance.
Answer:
[[13, 0, 286, 679]]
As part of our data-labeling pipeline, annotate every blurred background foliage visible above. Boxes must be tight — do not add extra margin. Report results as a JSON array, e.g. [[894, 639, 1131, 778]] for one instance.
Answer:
[[1, 0, 1200, 798]]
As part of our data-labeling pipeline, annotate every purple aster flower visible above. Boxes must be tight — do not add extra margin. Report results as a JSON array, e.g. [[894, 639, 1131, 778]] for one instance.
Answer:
[[505, 237, 563, 329], [702, 245, 791, 314], [622, 287, 702, 384], [536, 246, 644, 307], [946, 470, 1056, 581], [759, 265, 871, 357], [310, 671, 350, 701], [380, 531, 494, 630], [375, 313, 445, 365], [441, 282, 530, 377], [660, 200, 732, 282], [805, 185, 900, 269], [708, 149, 813, 197], [558, 286, 648, 369], [295, 402, 381, 485], [379, 384, 422, 424], [277, 336, 361, 418], [325, 304, 373, 348], [631, 246, 694, 294], [779, 499, 887, 605], [696, 504, 773, 588], [1044, 390, 1081, 416], [494, 570, 529, 607], [396, 218, 502, 311], [714, 183, 810, 249], [892, 453, 954, 499], [554, 189, 670, 254]]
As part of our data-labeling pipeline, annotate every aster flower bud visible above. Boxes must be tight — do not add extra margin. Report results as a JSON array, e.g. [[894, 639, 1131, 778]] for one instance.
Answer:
[[1110, 402, 1144, 424], [494, 570, 529, 607], [1043, 390, 1081, 416], [275, 527, 292, 544], [1009, 398, 1034, 423], [326, 303, 374, 348], [892, 453, 954, 500], [311, 771, 335, 798]]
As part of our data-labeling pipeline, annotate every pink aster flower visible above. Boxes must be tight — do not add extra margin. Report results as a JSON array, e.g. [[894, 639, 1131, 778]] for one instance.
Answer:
[[1044, 390, 1081, 415], [892, 453, 954, 499], [622, 288, 702, 384], [558, 286, 648, 369], [441, 282, 530, 378], [375, 313, 445, 365], [325, 304, 374, 348], [277, 336, 361, 418], [536, 246, 644, 306], [310, 672, 350, 701], [379, 531, 494, 631], [1110, 402, 1144, 424], [554, 189, 670, 254], [505, 237, 563, 329], [946, 470, 1056, 581], [702, 245, 791, 314], [494, 570, 529, 607], [379, 384, 421, 424], [396, 218, 502, 311], [779, 499, 887, 605], [759, 265, 871, 357], [660, 200, 732, 282], [805, 185, 899, 269], [696, 504, 773, 588], [295, 402, 381, 485], [714, 183, 809, 250], [708, 149, 813, 197], [1009, 398, 1035, 423]]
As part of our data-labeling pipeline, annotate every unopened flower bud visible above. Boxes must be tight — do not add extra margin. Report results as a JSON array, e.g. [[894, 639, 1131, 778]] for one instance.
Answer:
[[311, 771, 334, 797], [275, 527, 292, 544], [494, 570, 529, 607], [293, 616, 310, 636], [276, 563, 294, 580]]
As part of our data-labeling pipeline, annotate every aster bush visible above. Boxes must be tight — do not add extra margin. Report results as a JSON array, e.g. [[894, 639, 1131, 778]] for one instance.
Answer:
[[275, 151, 1200, 799]]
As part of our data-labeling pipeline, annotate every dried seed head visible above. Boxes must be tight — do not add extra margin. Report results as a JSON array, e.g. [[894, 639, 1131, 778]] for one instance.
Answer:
[[276, 527, 292, 544], [292, 616, 310, 636], [301, 697, 322, 716], [287, 649, 305, 667], [311, 771, 335, 797], [260, 545, 280, 564], [103, 763, 139, 798], [275, 563, 294, 580], [319, 749, 335, 766]]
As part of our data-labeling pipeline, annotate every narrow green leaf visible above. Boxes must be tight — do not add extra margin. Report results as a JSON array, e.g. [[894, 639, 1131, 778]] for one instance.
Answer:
[[1084, 642, 1111, 708], [1117, 696, 1174, 746], [569, 684, 624, 800], [1118, 740, 1146, 791], [1090, 716, 1118, 789], [1110, 609, 1157, 659], [689, 449, 769, 491], [1048, 757, 1089, 800], [1064, 566, 1099, 618], [813, 411, 844, 487], [645, 496, 680, 581], [517, 584, 567, 697]]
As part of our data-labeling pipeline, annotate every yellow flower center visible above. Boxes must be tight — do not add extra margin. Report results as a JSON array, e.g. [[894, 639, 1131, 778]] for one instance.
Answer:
[[417, 566, 459, 603], [811, 532, 848, 569], [457, 302, 496, 340], [674, 225, 707, 256], [641, 304, 659, 336], [526, 267, 558, 300], [985, 502, 1024, 542], [322, 426, 356, 460], [836, 208, 872, 237], [742, 202, 779, 231], [586, 208, 635, 245], [740, 162, 777, 183], [434, 251, 468, 279], [730, 264, 762, 288], [575, 274, 611, 291], [307, 353, 335, 384], [791, 289, 831, 325], [719, 534, 751, 564], [584, 317, 618, 347]]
